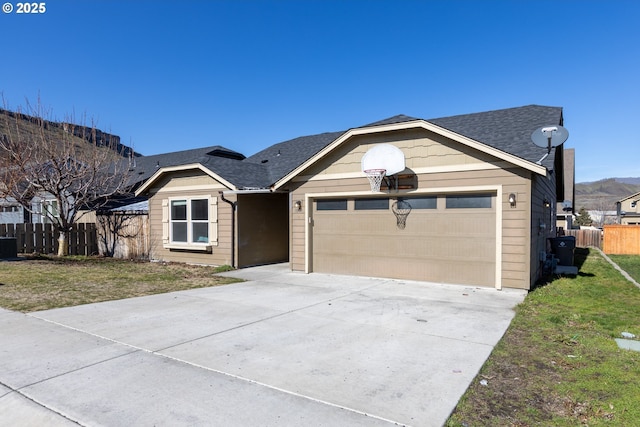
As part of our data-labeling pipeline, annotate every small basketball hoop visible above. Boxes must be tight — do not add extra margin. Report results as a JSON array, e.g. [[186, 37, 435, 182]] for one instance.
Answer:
[[392, 199, 412, 229], [364, 169, 386, 192]]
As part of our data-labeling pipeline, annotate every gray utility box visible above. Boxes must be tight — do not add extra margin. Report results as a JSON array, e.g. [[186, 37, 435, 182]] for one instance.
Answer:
[[550, 236, 576, 266], [0, 237, 18, 259]]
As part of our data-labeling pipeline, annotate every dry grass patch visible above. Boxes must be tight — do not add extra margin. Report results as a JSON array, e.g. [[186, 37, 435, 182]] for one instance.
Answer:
[[0, 255, 241, 312]]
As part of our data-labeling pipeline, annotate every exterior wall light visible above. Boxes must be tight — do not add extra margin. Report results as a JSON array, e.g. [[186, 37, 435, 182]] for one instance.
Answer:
[[508, 193, 516, 207], [293, 200, 302, 212], [543, 199, 551, 208]]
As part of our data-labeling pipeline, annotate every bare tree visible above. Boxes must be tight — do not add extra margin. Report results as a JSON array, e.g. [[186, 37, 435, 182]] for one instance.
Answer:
[[96, 210, 145, 258], [591, 196, 617, 228], [0, 99, 132, 256]]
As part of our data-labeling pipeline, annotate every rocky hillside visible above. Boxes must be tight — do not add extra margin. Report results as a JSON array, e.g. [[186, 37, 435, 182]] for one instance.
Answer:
[[0, 108, 138, 158], [575, 178, 640, 211]]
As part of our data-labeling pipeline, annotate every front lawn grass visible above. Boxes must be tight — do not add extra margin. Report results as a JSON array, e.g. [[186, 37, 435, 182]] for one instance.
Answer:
[[447, 248, 640, 426], [0, 255, 241, 312]]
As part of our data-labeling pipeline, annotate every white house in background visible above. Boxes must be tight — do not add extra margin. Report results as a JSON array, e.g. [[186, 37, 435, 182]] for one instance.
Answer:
[[0, 198, 22, 223], [0, 195, 60, 225]]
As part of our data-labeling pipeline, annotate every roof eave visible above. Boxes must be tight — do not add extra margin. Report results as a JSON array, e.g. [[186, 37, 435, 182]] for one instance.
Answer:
[[617, 191, 640, 204], [134, 163, 238, 196], [272, 120, 547, 190]]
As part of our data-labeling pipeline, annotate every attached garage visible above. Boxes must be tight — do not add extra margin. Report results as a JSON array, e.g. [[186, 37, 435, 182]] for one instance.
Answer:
[[135, 105, 567, 291], [310, 192, 498, 286], [279, 106, 568, 290]]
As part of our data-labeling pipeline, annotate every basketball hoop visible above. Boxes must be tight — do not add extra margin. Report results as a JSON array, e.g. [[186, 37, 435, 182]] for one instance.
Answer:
[[392, 199, 412, 229], [364, 169, 386, 192]]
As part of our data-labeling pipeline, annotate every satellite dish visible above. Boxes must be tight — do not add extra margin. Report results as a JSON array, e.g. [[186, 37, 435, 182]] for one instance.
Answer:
[[531, 125, 569, 152], [361, 144, 406, 175], [531, 125, 569, 165]]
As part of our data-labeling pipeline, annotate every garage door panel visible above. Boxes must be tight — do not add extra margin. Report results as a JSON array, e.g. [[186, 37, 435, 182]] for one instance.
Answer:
[[385, 236, 493, 261], [312, 196, 496, 287], [313, 253, 494, 286]]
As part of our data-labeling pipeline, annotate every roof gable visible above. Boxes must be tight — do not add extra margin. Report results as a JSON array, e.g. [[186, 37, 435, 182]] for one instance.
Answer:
[[273, 105, 562, 189], [618, 191, 640, 204], [361, 114, 421, 127], [127, 145, 244, 188], [136, 105, 565, 193]]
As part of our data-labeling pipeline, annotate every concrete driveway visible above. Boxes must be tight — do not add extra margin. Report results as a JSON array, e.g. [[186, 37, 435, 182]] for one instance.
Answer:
[[0, 264, 526, 427]]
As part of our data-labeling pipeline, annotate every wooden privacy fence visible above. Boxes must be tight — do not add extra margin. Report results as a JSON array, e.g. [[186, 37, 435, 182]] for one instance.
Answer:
[[0, 223, 98, 255], [564, 229, 602, 249], [96, 213, 149, 259], [603, 225, 640, 255]]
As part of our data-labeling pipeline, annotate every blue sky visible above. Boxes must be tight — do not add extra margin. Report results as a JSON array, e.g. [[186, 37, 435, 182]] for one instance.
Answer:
[[1, 0, 638, 183]]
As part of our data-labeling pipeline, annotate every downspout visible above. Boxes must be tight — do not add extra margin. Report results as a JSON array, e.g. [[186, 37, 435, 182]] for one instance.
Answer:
[[219, 191, 237, 268]]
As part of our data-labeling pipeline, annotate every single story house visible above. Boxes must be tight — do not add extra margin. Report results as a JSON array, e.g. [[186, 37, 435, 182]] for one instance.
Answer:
[[136, 104, 571, 290]]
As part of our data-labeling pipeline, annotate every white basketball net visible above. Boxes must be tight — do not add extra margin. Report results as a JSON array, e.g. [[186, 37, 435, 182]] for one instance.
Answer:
[[364, 169, 386, 192], [392, 200, 412, 229]]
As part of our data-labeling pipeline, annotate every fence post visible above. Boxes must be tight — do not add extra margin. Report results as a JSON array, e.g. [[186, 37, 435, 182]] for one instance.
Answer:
[[43, 224, 52, 254], [89, 223, 98, 255], [24, 223, 35, 253], [34, 223, 43, 253]]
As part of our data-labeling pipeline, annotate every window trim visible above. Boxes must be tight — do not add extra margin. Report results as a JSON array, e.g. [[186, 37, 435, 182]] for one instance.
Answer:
[[316, 198, 348, 211], [397, 196, 437, 210], [354, 198, 389, 210], [445, 193, 493, 209], [166, 195, 213, 250]]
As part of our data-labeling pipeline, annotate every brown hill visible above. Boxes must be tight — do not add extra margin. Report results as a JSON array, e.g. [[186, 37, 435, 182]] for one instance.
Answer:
[[575, 178, 640, 211]]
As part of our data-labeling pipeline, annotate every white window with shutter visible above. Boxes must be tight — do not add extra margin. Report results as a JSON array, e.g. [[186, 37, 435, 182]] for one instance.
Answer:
[[162, 196, 218, 251]]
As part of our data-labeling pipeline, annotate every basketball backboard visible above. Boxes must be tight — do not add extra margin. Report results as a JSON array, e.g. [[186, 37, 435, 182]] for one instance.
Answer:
[[361, 144, 406, 175]]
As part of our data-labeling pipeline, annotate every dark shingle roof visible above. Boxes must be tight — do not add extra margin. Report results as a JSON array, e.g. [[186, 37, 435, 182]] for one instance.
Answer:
[[362, 114, 421, 127], [243, 131, 345, 187], [127, 145, 245, 189], [137, 105, 564, 191], [199, 154, 269, 189], [427, 105, 563, 168]]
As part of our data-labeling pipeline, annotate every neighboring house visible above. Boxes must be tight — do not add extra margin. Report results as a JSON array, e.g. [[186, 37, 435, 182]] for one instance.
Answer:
[[0, 194, 60, 225], [616, 192, 640, 224], [0, 198, 23, 223], [136, 104, 571, 290]]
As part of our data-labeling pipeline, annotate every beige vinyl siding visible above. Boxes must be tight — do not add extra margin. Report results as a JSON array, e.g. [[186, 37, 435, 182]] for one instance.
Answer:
[[290, 199, 306, 271], [310, 196, 496, 285], [618, 194, 640, 225], [290, 168, 532, 289], [298, 128, 502, 179], [499, 168, 532, 289], [146, 171, 233, 266], [287, 128, 536, 289], [159, 170, 228, 191]]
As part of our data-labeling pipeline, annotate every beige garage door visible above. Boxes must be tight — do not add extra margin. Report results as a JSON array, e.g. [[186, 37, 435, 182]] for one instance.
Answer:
[[311, 194, 496, 286]]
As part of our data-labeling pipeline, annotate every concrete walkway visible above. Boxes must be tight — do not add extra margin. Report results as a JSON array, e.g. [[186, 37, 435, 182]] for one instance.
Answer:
[[0, 264, 526, 426]]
